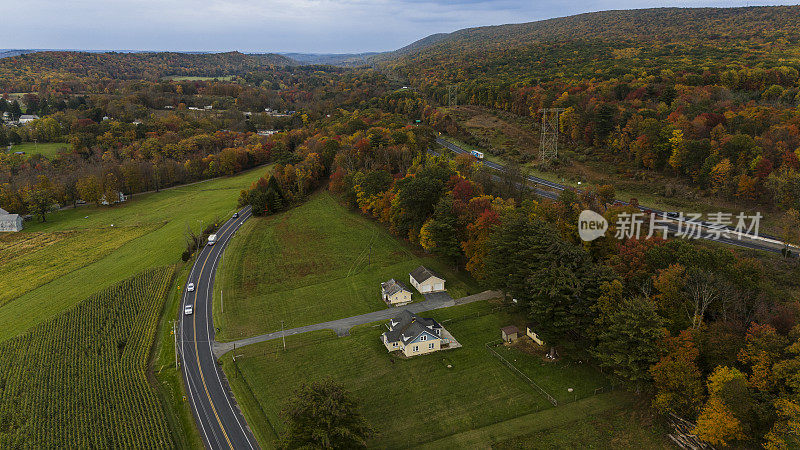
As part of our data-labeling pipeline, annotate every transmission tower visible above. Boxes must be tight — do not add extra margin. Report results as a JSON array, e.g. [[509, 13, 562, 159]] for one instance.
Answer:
[[447, 85, 458, 107], [538, 108, 565, 162]]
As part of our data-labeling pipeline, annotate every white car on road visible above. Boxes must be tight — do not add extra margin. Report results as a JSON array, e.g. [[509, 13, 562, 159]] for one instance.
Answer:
[[187, 282, 195, 292], [184, 303, 194, 315]]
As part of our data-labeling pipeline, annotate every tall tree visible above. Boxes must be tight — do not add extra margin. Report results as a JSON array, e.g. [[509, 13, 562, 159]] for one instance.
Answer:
[[280, 379, 372, 449]]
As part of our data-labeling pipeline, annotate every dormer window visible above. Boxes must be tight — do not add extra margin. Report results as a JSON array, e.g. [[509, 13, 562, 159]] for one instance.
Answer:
[[420, 335, 427, 341]]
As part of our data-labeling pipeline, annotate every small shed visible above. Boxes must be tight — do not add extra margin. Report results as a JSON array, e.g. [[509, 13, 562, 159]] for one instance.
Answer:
[[500, 325, 519, 343]]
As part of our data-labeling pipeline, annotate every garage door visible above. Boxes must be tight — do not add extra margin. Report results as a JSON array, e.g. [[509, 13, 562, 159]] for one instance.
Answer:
[[422, 285, 431, 293], [434, 283, 444, 291]]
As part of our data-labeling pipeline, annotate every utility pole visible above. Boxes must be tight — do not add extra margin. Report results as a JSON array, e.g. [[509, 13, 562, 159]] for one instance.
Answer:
[[220, 289, 223, 314], [173, 321, 178, 368], [281, 320, 286, 351], [538, 108, 565, 163], [447, 85, 458, 108]]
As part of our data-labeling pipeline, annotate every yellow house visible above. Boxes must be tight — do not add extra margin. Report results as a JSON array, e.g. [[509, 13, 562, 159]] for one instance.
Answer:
[[409, 266, 446, 294], [381, 310, 444, 357], [381, 279, 412, 307]]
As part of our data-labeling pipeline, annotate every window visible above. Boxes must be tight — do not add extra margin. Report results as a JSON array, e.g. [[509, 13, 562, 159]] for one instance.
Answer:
[[393, 342, 398, 347], [412, 345, 418, 352], [420, 335, 427, 341], [428, 343, 434, 349]]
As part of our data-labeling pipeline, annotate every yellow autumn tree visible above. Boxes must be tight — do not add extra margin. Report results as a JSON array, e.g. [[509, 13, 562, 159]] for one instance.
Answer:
[[711, 158, 733, 194], [694, 366, 748, 446]]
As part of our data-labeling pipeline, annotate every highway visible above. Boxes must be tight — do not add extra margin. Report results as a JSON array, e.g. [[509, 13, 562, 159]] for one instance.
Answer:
[[435, 137, 798, 254], [179, 205, 258, 450]]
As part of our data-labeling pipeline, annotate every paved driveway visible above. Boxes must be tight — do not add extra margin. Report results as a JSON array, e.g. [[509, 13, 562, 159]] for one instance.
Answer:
[[422, 291, 454, 304]]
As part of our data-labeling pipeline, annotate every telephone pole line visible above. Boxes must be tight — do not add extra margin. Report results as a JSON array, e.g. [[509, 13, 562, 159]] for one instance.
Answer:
[[538, 108, 565, 162]]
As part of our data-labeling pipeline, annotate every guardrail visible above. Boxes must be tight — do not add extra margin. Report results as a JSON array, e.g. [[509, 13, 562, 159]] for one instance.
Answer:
[[485, 339, 558, 406]]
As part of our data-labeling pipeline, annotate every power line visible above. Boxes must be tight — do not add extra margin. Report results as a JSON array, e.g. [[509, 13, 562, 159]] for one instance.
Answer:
[[538, 108, 565, 162]]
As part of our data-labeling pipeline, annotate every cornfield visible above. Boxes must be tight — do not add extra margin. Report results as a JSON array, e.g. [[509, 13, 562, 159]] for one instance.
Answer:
[[0, 266, 176, 448]]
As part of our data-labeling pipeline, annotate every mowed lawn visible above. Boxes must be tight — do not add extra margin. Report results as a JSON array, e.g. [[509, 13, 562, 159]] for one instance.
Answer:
[[213, 191, 479, 340], [7, 142, 69, 159], [222, 301, 610, 448], [0, 167, 267, 343]]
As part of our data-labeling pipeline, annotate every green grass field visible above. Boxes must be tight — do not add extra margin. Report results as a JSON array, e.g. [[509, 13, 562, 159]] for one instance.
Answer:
[[213, 191, 479, 340], [221, 301, 611, 448], [7, 142, 69, 159], [0, 167, 267, 343], [0, 225, 157, 307]]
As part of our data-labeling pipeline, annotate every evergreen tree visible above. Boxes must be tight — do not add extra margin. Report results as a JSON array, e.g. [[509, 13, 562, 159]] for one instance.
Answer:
[[280, 379, 372, 449]]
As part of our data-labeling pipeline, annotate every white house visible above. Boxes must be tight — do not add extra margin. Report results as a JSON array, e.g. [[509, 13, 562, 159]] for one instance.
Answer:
[[18, 115, 39, 124], [409, 266, 446, 294], [0, 208, 23, 232]]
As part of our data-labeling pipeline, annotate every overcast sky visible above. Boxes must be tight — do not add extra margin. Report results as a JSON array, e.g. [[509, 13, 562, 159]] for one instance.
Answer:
[[2, 1, 798, 54]]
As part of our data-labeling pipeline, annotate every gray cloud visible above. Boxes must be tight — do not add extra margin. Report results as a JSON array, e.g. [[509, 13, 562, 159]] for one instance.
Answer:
[[1, 0, 798, 53]]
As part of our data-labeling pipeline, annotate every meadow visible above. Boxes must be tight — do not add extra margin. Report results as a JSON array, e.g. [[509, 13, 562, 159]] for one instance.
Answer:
[[221, 301, 612, 448], [0, 267, 175, 448], [0, 166, 266, 343], [213, 191, 479, 340], [6, 142, 69, 159]]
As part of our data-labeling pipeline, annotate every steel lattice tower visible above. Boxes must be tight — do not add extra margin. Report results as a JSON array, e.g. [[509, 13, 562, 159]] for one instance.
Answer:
[[447, 85, 458, 107], [538, 108, 565, 162]]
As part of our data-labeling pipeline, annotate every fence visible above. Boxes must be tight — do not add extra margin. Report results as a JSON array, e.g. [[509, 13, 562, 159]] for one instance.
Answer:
[[485, 339, 558, 406]]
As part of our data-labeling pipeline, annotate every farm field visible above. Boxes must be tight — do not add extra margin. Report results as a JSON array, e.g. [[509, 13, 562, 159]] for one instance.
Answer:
[[221, 301, 610, 448], [0, 225, 157, 306], [6, 142, 69, 158], [0, 267, 176, 448], [213, 191, 479, 340], [0, 166, 266, 343]]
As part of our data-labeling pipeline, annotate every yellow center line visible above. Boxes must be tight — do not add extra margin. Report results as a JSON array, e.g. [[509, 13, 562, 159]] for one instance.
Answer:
[[193, 217, 240, 449]]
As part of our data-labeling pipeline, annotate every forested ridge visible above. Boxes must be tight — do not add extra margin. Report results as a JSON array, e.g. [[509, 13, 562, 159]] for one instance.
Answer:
[[382, 6, 800, 211]]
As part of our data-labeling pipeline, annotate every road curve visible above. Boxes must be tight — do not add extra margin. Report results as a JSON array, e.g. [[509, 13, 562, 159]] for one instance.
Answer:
[[179, 206, 258, 450]]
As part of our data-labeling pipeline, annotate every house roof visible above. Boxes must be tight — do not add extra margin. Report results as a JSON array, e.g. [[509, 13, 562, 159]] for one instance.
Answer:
[[501, 325, 519, 335], [0, 208, 8, 215], [381, 279, 410, 296], [409, 266, 443, 284], [384, 310, 441, 344]]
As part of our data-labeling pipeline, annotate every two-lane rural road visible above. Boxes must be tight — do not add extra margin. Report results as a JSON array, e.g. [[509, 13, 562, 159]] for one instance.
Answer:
[[179, 206, 258, 450]]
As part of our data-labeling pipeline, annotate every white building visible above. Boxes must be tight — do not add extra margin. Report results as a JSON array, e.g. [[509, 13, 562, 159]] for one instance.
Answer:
[[18, 115, 39, 124], [0, 207, 23, 232], [409, 266, 446, 294]]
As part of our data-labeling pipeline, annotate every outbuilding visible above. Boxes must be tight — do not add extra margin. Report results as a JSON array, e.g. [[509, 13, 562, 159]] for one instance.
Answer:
[[409, 266, 446, 294], [501, 325, 519, 343], [0, 207, 23, 232], [381, 279, 412, 307]]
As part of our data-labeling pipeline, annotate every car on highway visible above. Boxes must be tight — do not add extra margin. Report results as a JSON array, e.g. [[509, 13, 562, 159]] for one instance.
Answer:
[[233, 212, 239, 218], [187, 282, 195, 292], [208, 234, 217, 245], [184, 303, 193, 315]]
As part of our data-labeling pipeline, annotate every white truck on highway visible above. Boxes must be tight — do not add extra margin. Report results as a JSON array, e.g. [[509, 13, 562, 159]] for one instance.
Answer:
[[208, 234, 217, 246], [470, 149, 484, 160]]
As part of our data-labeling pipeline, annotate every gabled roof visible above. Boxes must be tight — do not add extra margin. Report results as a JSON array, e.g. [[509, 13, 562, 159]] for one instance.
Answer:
[[409, 266, 443, 284], [501, 325, 519, 335], [384, 310, 441, 344], [381, 278, 410, 296]]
